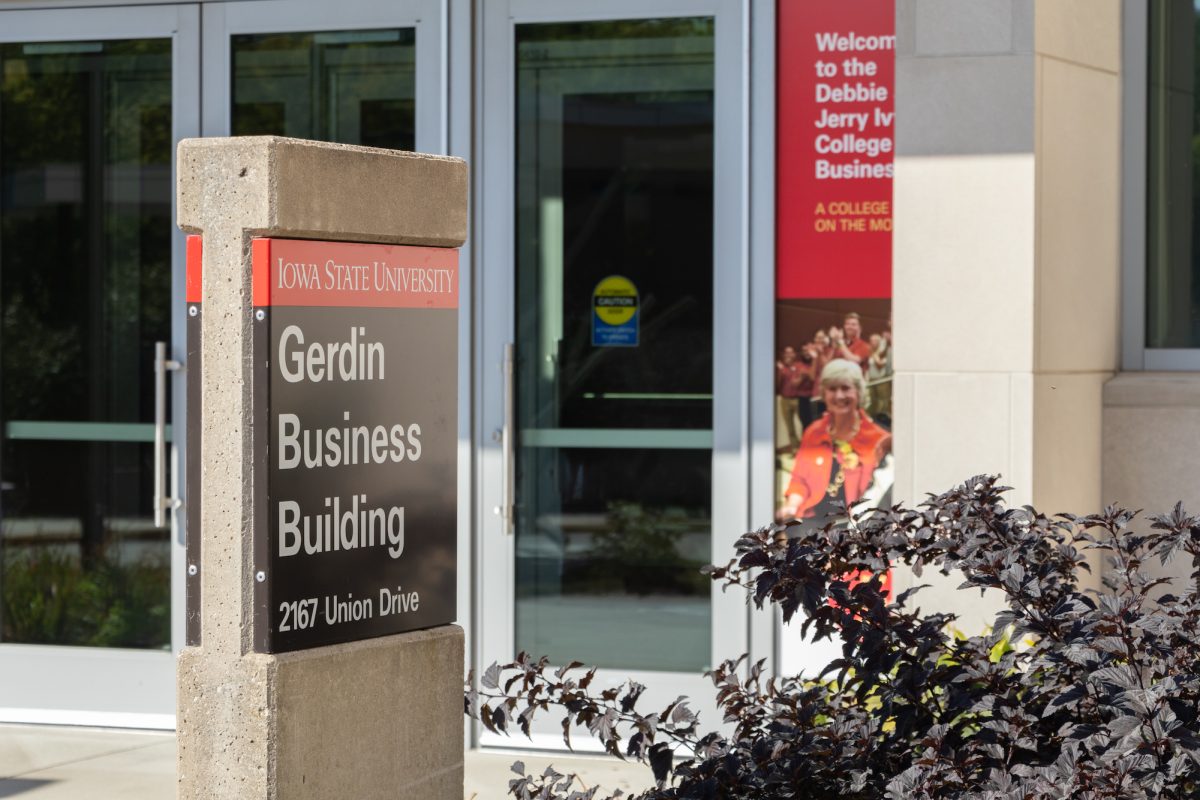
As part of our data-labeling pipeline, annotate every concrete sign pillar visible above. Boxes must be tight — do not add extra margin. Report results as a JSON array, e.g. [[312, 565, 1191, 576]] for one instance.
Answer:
[[176, 137, 466, 799]]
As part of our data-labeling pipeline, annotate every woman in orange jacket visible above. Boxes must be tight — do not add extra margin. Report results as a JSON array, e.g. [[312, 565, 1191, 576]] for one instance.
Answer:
[[777, 358, 891, 522], [776, 358, 893, 599]]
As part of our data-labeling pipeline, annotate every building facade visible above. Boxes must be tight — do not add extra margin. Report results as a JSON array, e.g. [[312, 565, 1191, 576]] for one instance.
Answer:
[[0, 0, 1191, 754]]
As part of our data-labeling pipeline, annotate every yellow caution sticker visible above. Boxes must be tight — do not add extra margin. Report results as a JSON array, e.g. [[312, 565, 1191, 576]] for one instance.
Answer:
[[592, 275, 639, 347]]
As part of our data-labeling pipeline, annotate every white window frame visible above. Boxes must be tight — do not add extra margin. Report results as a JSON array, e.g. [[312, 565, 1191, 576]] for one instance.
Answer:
[[1122, 0, 1200, 371]]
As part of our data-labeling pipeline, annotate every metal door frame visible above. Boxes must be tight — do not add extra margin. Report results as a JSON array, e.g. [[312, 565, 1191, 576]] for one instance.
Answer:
[[0, 0, 457, 730], [473, 0, 751, 751], [0, 3, 199, 729], [200, 0, 448, 154]]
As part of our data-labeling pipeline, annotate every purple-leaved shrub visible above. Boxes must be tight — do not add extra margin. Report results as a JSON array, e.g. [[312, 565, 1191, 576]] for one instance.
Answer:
[[465, 476, 1200, 799]]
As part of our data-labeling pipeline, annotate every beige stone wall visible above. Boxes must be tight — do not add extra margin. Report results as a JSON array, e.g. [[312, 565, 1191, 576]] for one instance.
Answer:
[[892, 153, 1036, 506], [893, 0, 1121, 631], [1031, 1, 1121, 567], [1104, 374, 1200, 587], [893, 0, 1037, 634]]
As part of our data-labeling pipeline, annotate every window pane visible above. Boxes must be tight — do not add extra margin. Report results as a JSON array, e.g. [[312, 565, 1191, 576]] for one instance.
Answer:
[[232, 28, 415, 150], [513, 18, 715, 672], [0, 39, 172, 649], [1147, 1, 1200, 348]]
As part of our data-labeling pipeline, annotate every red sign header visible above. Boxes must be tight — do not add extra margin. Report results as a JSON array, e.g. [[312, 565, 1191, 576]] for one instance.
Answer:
[[776, 0, 894, 299], [251, 238, 459, 309]]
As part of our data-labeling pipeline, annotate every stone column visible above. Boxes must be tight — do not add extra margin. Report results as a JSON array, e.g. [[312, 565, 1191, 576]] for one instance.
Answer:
[[176, 136, 467, 799], [892, 1, 1121, 629]]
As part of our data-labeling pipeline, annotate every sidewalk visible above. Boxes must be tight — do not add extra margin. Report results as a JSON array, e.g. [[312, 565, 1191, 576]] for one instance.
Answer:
[[0, 724, 654, 799]]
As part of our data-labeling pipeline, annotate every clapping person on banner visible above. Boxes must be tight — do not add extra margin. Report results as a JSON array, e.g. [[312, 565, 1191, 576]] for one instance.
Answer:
[[866, 332, 892, 428], [776, 345, 816, 451]]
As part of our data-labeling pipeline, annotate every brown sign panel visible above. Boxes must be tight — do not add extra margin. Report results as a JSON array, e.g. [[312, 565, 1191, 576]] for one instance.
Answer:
[[252, 238, 458, 653]]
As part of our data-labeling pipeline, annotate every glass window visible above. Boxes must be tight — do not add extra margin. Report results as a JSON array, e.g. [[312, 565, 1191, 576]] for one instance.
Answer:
[[513, 18, 715, 672], [232, 29, 415, 150], [1147, 1, 1200, 348], [1, 39, 173, 649]]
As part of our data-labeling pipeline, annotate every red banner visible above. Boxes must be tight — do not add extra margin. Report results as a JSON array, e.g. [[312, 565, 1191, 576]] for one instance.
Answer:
[[251, 238, 459, 309], [777, 0, 894, 300], [773, 1, 896, 555]]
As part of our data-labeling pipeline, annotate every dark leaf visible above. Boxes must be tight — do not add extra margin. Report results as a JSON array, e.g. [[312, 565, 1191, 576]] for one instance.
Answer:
[[648, 743, 673, 787]]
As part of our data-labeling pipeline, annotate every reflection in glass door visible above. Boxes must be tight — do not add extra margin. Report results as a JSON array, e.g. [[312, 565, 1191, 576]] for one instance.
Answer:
[[201, 0, 445, 153], [479, 2, 750, 745], [0, 38, 173, 649], [513, 19, 716, 672], [231, 29, 416, 149]]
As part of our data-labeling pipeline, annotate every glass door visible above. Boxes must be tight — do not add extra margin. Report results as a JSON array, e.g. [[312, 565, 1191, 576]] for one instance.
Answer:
[[201, 0, 446, 153], [0, 5, 198, 727], [478, 0, 749, 748]]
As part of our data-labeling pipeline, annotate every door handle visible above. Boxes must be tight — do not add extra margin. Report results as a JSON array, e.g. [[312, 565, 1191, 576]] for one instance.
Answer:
[[154, 341, 183, 528], [500, 342, 515, 535]]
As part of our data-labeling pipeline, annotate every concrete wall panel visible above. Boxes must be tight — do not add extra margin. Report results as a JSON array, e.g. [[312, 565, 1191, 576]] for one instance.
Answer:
[[273, 628, 464, 800], [1036, 0, 1121, 73], [1032, 371, 1108, 513], [893, 153, 1035, 374], [895, 55, 1034, 155], [915, 0, 1015, 56], [1035, 58, 1121, 373], [1104, 374, 1200, 511], [897, 371, 1034, 504], [1104, 374, 1200, 587], [1012, 0, 1035, 54]]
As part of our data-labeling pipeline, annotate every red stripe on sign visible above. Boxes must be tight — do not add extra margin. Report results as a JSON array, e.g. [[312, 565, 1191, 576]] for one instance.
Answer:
[[252, 238, 272, 307], [263, 238, 459, 309], [186, 235, 203, 304]]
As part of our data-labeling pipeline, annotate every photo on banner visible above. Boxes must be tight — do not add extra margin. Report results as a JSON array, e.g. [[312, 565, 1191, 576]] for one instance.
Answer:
[[774, 0, 894, 653], [774, 299, 893, 527], [775, 0, 893, 532]]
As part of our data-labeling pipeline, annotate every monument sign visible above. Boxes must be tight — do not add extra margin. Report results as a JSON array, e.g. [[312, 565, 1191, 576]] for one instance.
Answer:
[[177, 136, 466, 800], [253, 237, 457, 651]]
